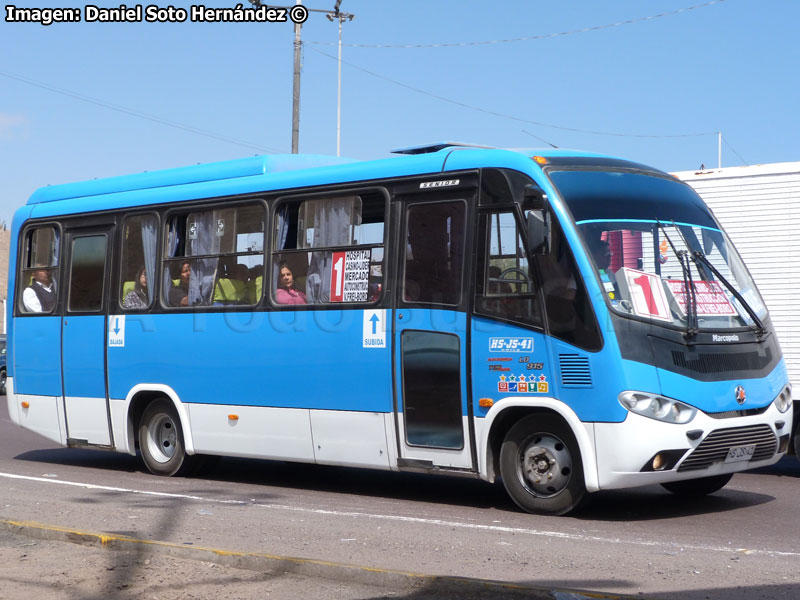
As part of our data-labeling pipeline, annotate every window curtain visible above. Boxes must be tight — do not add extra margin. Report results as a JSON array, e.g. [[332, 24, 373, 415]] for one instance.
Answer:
[[273, 205, 290, 289], [141, 216, 157, 304], [187, 211, 221, 306], [164, 217, 180, 298], [304, 197, 357, 303]]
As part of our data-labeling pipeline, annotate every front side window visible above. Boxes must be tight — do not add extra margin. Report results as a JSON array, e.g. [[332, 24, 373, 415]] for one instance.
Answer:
[[19, 226, 60, 314], [272, 192, 385, 305], [163, 203, 265, 308], [476, 211, 542, 325], [551, 169, 767, 331]]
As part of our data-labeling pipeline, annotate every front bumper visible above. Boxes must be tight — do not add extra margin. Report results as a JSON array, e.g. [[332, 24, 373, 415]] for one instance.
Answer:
[[594, 401, 790, 490]]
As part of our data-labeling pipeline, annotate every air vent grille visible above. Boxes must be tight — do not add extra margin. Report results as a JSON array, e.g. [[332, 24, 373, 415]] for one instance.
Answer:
[[559, 354, 592, 387]]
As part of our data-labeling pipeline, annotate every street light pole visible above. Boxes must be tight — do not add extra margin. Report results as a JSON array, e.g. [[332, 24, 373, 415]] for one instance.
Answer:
[[327, 5, 354, 156]]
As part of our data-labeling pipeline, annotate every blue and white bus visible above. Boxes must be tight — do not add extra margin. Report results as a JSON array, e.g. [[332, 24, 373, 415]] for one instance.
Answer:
[[6, 144, 792, 515]]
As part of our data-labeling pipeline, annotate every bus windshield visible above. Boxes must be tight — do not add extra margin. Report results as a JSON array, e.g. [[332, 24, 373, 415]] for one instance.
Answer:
[[549, 169, 767, 331]]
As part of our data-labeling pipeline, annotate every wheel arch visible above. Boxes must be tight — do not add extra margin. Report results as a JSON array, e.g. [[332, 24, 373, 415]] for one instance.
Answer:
[[479, 398, 599, 493], [122, 385, 195, 456]]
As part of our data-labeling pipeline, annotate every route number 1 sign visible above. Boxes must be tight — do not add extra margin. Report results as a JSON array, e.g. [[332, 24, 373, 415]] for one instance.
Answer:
[[621, 267, 672, 321]]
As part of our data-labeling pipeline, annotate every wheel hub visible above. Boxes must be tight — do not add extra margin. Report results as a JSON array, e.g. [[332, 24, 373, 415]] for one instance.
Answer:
[[518, 435, 572, 497], [148, 415, 177, 463]]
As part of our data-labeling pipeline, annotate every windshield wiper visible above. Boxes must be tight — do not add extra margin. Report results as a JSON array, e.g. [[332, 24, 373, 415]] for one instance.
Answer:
[[658, 221, 697, 338], [690, 250, 767, 335]]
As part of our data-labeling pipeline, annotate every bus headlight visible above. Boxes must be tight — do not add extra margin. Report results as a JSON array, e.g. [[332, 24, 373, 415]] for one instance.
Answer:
[[618, 391, 697, 424], [774, 384, 792, 414]]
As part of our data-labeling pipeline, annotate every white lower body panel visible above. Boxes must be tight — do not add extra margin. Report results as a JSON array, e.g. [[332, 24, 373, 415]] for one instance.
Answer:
[[186, 404, 392, 469], [8, 380, 66, 446]]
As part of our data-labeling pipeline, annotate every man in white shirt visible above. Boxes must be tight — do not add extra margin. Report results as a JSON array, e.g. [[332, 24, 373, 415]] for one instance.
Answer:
[[22, 269, 56, 313]]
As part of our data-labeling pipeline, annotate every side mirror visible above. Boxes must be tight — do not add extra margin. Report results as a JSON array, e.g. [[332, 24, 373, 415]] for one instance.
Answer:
[[527, 210, 550, 255], [523, 185, 550, 255]]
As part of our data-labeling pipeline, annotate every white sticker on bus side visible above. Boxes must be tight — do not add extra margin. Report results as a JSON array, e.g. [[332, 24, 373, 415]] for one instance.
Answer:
[[109, 315, 126, 348], [363, 309, 386, 348]]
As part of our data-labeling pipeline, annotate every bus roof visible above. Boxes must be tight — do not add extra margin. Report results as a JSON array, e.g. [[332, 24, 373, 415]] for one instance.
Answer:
[[25, 145, 658, 208]]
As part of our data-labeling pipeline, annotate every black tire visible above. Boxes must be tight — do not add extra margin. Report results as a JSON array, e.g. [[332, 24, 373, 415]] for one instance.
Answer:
[[499, 413, 586, 516], [0, 369, 6, 396], [138, 399, 192, 476], [793, 427, 800, 459], [661, 473, 733, 496]]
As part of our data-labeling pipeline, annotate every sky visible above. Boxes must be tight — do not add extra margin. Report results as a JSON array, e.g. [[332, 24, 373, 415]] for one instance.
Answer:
[[1, 0, 798, 225]]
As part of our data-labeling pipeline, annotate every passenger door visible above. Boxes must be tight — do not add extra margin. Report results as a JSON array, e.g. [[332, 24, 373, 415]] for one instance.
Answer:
[[61, 226, 113, 446], [393, 196, 475, 470]]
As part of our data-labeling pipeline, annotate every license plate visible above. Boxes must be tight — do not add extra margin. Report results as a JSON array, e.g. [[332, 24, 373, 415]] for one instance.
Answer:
[[724, 444, 756, 463]]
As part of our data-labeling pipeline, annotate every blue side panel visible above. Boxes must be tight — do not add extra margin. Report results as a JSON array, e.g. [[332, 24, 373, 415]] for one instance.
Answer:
[[657, 358, 788, 413], [13, 317, 63, 396], [107, 310, 393, 412], [470, 317, 552, 418], [62, 316, 107, 398], [7, 205, 34, 381], [548, 338, 630, 423]]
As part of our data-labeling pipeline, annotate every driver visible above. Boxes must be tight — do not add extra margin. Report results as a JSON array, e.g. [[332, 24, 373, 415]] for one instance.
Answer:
[[488, 265, 513, 294], [587, 236, 619, 303]]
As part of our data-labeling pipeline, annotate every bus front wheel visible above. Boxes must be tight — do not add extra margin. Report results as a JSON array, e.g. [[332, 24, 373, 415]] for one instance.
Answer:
[[139, 399, 191, 476], [661, 473, 733, 496], [499, 414, 586, 516]]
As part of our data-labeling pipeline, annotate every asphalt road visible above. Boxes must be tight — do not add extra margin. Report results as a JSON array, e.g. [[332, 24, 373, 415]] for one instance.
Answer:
[[2, 397, 800, 600]]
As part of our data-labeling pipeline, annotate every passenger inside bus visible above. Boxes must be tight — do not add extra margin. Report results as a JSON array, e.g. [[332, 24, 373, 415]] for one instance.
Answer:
[[213, 263, 251, 305], [169, 260, 190, 307], [275, 261, 307, 305], [123, 266, 149, 309]]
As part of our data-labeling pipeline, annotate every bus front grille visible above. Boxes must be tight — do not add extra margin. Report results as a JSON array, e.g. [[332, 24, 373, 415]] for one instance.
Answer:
[[670, 349, 772, 375], [677, 424, 777, 472]]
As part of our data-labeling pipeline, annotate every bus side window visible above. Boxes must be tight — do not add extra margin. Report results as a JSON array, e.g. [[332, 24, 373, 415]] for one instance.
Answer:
[[475, 211, 542, 326], [402, 201, 466, 306], [18, 226, 60, 314], [162, 204, 265, 308], [272, 192, 385, 305], [120, 214, 158, 310]]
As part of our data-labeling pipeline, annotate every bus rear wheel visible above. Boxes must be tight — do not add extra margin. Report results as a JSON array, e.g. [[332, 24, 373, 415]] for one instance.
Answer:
[[139, 399, 191, 476], [661, 473, 733, 496], [499, 414, 586, 516]]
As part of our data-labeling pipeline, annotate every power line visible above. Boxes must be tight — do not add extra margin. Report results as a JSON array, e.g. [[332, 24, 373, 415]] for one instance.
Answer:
[[0, 70, 283, 154], [722, 134, 749, 166], [307, 0, 728, 49], [307, 45, 717, 140]]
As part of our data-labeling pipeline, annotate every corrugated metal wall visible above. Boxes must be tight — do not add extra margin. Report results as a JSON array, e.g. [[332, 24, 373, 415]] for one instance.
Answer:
[[673, 162, 800, 385]]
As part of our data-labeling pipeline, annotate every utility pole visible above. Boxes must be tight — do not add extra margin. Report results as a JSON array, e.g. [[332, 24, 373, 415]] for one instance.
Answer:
[[291, 0, 303, 153], [247, 0, 353, 155], [718, 131, 722, 169]]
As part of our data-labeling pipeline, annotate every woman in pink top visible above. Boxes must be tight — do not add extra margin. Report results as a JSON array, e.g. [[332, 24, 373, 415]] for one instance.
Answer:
[[275, 262, 307, 305]]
